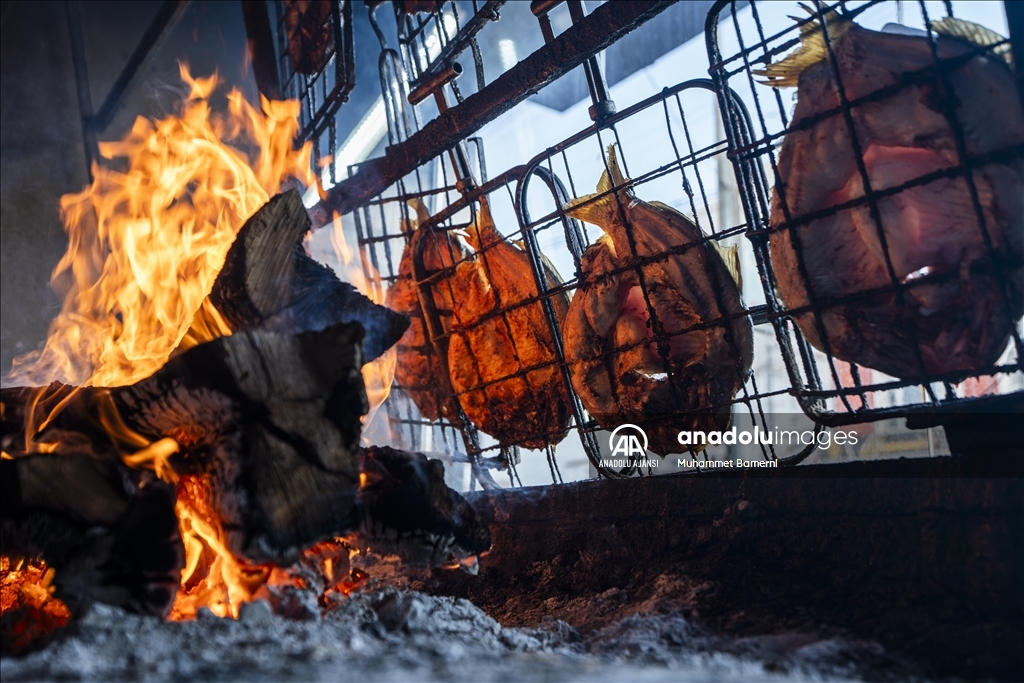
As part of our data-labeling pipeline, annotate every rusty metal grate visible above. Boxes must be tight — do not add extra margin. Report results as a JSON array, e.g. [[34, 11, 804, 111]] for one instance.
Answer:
[[351, 77, 810, 486], [267, 0, 357, 181]]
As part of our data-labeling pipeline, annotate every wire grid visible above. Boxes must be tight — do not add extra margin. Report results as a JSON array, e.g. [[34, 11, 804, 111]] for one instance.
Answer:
[[271, 0, 356, 180], [706, 0, 1024, 426], [352, 78, 822, 489], [367, 0, 502, 147]]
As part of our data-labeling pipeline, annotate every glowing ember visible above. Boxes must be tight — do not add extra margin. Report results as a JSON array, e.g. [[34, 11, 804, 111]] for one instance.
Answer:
[[0, 557, 72, 652]]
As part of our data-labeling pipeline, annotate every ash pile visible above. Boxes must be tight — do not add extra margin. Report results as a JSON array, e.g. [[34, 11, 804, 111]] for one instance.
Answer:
[[1, 584, 915, 683]]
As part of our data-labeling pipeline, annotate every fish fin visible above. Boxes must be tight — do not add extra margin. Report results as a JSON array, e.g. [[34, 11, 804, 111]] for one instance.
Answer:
[[409, 198, 431, 226], [754, 4, 855, 88], [563, 191, 615, 227], [563, 144, 632, 226], [711, 241, 743, 290], [930, 17, 1013, 68]]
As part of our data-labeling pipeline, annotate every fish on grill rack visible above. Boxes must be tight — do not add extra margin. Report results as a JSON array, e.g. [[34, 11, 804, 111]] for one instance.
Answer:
[[447, 197, 572, 449], [758, 10, 1024, 380], [562, 146, 753, 456], [386, 200, 467, 425]]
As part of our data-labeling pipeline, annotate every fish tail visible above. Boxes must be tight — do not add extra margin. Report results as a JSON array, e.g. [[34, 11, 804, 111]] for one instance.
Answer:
[[754, 4, 854, 88], [563, 144, 631, 228], [466, 195, 502, 252]]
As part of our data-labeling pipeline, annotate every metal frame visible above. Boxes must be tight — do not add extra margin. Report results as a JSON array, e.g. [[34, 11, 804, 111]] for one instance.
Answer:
[[352, 77, 822, 487], [320, 0, 674, 216]]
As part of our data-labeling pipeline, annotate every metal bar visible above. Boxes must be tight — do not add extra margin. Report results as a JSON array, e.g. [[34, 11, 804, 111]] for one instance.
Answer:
[[320, 0, 674, 217], [65, 0, 99, 180], [242, 0, 282, 100], [89, 0, 189, 131]]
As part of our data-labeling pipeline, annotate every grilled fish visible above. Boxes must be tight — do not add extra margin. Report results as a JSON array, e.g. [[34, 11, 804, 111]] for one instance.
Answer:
[[759, 11, 1024, 379], [562, 146, 753, 455], [386, 200, 467, 424], [447, 197, 572, 449]]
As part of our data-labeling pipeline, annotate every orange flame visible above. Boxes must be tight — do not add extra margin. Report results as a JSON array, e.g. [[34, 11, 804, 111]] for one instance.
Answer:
[[5, 65, 316, 388]]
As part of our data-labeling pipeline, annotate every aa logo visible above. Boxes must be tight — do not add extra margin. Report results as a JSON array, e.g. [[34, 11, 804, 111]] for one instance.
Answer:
[[609, 424, 648, 459]]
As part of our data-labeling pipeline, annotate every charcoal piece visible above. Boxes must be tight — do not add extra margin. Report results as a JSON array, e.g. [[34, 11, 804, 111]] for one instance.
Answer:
[[208, 189, 410, 364], [356, 446, 491, 569], [1, 455, 182, 619]]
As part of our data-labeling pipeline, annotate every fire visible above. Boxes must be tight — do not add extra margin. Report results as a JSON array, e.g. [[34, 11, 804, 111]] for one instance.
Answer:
[[1, 66, 385, 624], [328, 213, 396, 439]]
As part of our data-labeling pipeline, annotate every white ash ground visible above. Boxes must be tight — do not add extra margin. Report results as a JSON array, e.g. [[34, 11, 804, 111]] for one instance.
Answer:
[[1, 588, 918, 683]]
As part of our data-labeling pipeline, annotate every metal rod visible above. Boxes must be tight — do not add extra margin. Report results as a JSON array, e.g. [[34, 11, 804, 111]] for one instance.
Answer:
[[241, 0, 282, 100], [65, 0, 99, 180], [409, 62, 463, 105], [89, 0, 189, 131]]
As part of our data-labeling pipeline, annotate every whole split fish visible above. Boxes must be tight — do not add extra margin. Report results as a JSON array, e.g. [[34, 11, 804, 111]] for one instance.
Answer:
[[562, 146, 753, 456], [386, 200, 467, 424], [759, 10, 1024, 379], [447, 197, 572, 449]]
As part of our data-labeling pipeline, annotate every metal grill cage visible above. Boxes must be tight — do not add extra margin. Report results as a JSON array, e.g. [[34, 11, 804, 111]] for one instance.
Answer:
[[706, 0, 1024, 426], [349, 78, 825, 488], [270, 0, 356, 179], [339, 0, 1019, 490]]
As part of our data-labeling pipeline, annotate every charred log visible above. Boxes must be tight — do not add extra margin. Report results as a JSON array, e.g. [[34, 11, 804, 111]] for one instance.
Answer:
[[2, 323, 370, 564], [207, 189, 409, 363], [1, 325, 492, 571], [0, 455, 181, 620], [355, 446, 490, 571]]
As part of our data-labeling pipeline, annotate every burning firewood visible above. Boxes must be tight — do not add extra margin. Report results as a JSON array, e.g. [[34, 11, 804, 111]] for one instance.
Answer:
[[205, 189, 410, 365], [1, 325, 489, 633], [1, 191, 488, 645], [0, 456, 182, 619]]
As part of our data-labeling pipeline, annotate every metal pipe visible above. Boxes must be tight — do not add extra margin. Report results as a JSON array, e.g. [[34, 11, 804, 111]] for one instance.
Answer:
[[408, 62, 463, 105], [89, 0, 189, 131], [65, 0, 99, 180]]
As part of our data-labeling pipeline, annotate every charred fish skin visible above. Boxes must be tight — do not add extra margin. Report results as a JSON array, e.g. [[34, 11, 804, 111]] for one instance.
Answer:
[[563, 146, 753, 456], [447, 197, 572, 450], [761, 12, 1024, 380], [386, 201, 467, 425]]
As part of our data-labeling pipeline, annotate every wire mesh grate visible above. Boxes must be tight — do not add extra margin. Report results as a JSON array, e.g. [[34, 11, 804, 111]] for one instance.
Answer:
[[271, 0, 356, 181], [706, 0, 1023, 426], [348, 77, 824, 488]]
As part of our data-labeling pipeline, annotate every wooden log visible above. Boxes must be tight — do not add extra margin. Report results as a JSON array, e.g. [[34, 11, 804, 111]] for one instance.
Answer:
[[207, 189, 410, 364], [2, 322, 369, 564], [1, 325, 491, 570], [356, 446, 491, 571]]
